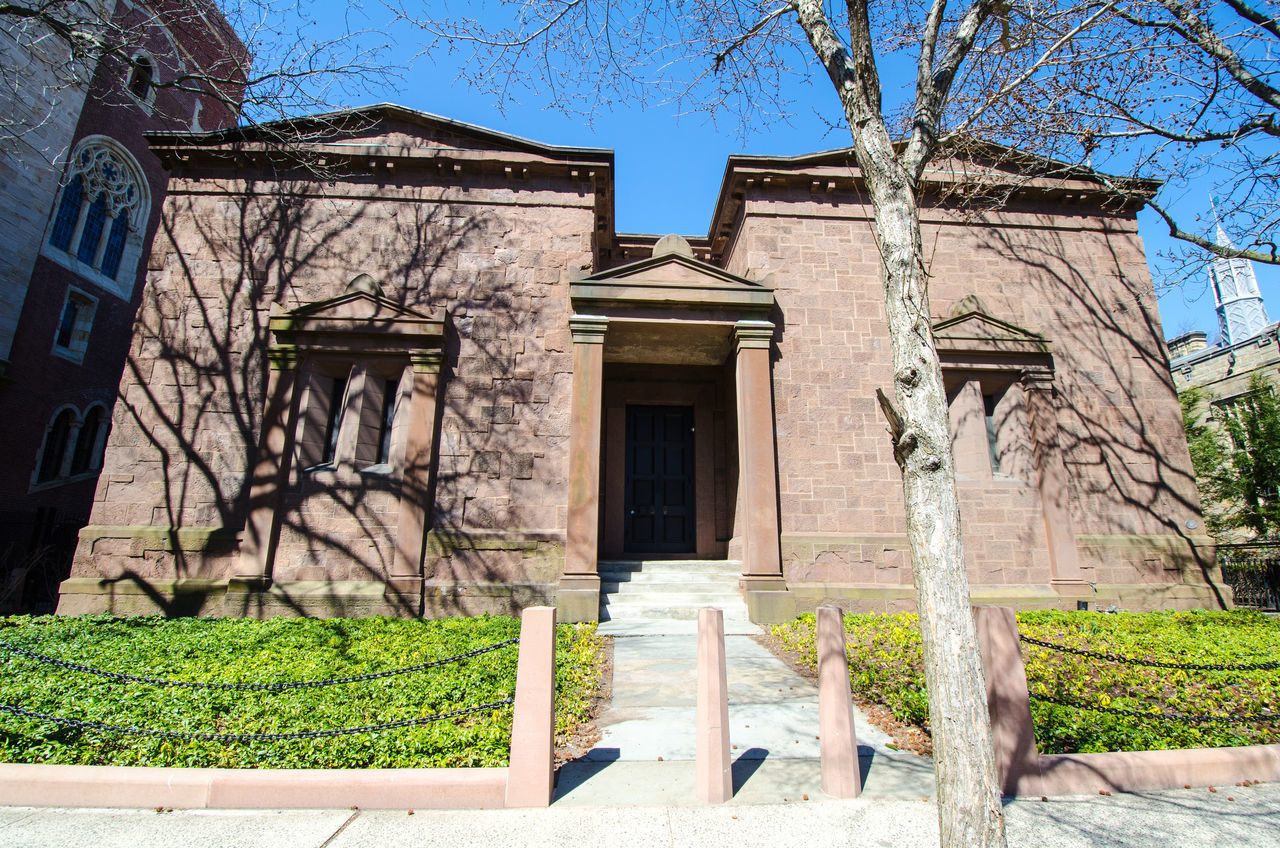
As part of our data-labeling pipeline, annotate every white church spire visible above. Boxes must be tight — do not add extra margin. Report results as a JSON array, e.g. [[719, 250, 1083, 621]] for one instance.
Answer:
[[1209, 202, 1269, 345]]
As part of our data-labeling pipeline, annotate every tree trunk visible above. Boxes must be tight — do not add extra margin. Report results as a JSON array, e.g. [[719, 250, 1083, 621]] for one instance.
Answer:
[[793, 1, 1008, 844]]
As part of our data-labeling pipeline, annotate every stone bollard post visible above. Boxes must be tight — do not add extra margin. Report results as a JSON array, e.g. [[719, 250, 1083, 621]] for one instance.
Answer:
[[817, 605, 861, 798], [973, 605, 1043, 797], [505, 606, 557, 807], [696, 606, 732, 803]]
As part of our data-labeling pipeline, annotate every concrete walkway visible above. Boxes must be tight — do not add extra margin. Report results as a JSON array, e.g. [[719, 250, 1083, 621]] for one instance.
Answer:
[[558, 625, 934, 804]]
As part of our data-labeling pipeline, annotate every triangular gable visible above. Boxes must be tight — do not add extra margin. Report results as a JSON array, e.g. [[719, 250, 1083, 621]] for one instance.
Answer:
[[148, 104, 613, 165], [572, 252, 773, 313], [932, 299, 1050, 359], [270, 290, 445, 353]]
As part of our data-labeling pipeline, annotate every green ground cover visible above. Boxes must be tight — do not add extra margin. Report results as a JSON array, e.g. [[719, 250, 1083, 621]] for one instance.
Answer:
[[0, 614, 604, 769], [769, 609, 1280, 754]]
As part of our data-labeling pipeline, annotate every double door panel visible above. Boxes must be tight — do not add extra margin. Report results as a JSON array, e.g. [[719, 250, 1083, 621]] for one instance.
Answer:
[[624, 405, 695, 553]]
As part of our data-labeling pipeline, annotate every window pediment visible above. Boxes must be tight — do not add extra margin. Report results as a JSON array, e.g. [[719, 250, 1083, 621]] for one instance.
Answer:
[[269, 291, 445, 356]]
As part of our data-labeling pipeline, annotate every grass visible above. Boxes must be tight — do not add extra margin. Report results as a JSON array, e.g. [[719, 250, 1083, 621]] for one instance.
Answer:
[[0, 613, 605, 769], [769, 609, 1280, 754]]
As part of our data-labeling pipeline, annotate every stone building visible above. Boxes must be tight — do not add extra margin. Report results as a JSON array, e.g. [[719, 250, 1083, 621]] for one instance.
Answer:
[[56, 106, 1229, 620], [0, 1, 245, 609]]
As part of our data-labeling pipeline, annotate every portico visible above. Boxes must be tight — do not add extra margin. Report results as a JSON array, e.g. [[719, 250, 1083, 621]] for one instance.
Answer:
[[556, 236, 785, 622]]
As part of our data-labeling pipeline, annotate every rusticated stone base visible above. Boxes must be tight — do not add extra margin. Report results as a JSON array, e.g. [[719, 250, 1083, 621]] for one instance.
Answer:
[[55, 578, 556, 619]]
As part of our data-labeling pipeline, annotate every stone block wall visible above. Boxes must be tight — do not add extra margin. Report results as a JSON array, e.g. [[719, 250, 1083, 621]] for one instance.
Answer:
[[723, 187, 1219, 611], [61, 136, 598, 616]]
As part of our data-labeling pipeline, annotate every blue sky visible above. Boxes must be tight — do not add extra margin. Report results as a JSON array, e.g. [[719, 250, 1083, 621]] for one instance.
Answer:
[[281, 2, 1275, 343]]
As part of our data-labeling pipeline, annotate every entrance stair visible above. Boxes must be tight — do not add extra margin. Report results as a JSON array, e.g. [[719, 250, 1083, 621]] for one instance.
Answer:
[[596, 559, 759, 636]]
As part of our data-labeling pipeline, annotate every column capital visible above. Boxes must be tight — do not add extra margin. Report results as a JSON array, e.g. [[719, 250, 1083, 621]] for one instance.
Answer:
[[1020, 367, 1056, 391], [569, 315, 609, 345], [734, 320, 775, 352], [266, 345, 299, 371], [410, 349, 445, 373]]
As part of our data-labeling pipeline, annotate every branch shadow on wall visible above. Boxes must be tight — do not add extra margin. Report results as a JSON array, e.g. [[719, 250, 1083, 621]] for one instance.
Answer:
[[77, 155, 563, 619]]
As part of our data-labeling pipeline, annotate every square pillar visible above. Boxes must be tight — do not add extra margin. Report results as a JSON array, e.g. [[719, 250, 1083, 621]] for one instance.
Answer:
[[734, 321, 785, 596], [1022, 370, 1086, 592], [393, 351, 443, 579], [559, 315, 608, 623], [236, 347, 302, 583]]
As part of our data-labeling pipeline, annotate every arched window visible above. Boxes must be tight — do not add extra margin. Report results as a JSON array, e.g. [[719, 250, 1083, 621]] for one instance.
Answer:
[[71, 406, 108, 475], [44, 139, 149, 294], [128, 55, 155, 101], [37, 410, 75, 484]]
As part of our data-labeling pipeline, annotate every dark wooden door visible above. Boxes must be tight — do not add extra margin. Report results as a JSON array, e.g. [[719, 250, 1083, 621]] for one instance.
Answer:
[[624, 405, 695, 554]]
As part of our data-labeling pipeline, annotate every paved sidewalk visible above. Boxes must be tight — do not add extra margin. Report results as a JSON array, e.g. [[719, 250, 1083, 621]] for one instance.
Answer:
[[564, 629, 933, 804], [2, 782, 1278, 848]]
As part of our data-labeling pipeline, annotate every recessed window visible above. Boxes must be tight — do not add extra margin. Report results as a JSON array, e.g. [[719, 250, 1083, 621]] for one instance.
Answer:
[[321, 375, 347, 466], [375, 377, 400, 466], [43, 138, 149, 295], [984, 392, 1002, 475], [37, 410, 74, 484], [70, 406, 108, 475], [52, 288, 97, 362], [128, 55, 154, 101]]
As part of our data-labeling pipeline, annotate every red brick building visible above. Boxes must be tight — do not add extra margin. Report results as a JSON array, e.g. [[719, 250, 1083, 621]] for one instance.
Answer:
[[56, 106, 1230, 619], [0, 1, 244, 610]]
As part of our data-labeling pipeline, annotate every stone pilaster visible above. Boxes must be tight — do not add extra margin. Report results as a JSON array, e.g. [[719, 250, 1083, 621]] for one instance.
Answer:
[[235, 346, 301, 584], [734, 320, 786, 610], [393, 351, 444, 578], [1022, 368, 1087, 594], [559, 315, 608, 623]]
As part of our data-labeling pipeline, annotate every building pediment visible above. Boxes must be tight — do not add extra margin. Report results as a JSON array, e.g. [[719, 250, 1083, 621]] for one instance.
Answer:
[[572, 248, 773, 314], [932, 303, 1050, 358], [269, 288, 445, 357]]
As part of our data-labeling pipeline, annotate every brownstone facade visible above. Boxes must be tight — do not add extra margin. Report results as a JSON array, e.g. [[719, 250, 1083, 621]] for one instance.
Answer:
[[57, 107, 1229, 620]]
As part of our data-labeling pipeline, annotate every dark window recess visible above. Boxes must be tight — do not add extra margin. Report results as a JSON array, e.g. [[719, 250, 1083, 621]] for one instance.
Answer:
[[101, 213, 128, 279], [56, 299, 79, 348], [77, 193, 107, 265], [376, 378, 398, 465], [71, 407, 105, 475], [321, 376, 347, 464], [50, 175, 83, 250], [128, 56, 154, 99], [38, 410, 74, 483], [983, 392, 1002, 474]]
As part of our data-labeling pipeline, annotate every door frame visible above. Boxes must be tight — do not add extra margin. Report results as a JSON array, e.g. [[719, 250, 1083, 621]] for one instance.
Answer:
[[603, 379, 717, 558]]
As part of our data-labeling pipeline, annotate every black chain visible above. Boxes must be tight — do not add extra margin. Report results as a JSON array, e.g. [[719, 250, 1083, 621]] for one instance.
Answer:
[[1019, 634, 1279, 672], [1027, 691, 1280, 725], [0, 637, 518, 691], [0, 698, 514, 742]]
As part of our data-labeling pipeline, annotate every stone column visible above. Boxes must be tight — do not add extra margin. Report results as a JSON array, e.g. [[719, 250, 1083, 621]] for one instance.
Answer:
[[734, 321, 787, 619], [1022, 370, 1087, 595], [392, 352, 443, 581], [558, 315, 608, 623], [235, 347, 301, 584]]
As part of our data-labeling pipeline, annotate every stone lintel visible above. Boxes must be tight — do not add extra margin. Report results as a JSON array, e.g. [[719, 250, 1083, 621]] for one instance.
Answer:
[[267, 346, 300, 371]]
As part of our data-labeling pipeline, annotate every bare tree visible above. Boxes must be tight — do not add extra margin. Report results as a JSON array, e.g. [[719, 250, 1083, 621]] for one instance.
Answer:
[[1, 0, 400, 156], [387, 1, 1158, 844]]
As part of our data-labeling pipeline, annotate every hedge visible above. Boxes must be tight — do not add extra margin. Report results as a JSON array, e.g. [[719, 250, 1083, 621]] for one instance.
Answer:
[[0, 614, 604, 769], [769, 609, 1280, 754]]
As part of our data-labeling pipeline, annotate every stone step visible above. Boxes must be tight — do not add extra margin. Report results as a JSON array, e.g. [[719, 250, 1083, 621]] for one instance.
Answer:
[[600, 572, 743, 586], [601, 603, 751, 620], [598, 560, 744, 575], [601, 579, 743, 595], [603, 592, 746, 608]]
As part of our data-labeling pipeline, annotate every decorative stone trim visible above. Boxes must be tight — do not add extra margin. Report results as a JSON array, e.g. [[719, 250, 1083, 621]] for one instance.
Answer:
[[734, 319, 774, 351], [568, 315, 608, 344]]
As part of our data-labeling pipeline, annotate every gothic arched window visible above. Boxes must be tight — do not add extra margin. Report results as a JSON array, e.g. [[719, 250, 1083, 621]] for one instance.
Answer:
[[44, 138, 149, 296]]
